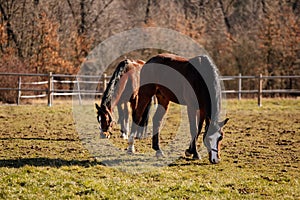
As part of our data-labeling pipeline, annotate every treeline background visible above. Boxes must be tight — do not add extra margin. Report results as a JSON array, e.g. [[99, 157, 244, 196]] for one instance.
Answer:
[[0, 0, 299, 102]]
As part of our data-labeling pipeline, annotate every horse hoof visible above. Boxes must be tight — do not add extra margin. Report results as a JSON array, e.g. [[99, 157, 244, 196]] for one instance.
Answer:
[[120, 133, 128, 140], [192, 156, 200, 160], [100, 133, 110, 139], [135, 135, 145, 140], [127, 147, 135, 155], [156, 150, 165, 158], [185, 149, 192, 157], [192, 153, 201, 160]]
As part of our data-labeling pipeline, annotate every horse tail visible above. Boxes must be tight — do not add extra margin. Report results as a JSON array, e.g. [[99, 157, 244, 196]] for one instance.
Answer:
[[135, 98, 152, 138], [140, 99, 151, 128]]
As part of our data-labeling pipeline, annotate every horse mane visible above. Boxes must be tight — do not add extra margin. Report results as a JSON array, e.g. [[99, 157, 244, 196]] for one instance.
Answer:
[[189, 55, 222, 124], [201, 55, 221, 123], [158, 53, 188, 62], [101, 59, 130, 109]]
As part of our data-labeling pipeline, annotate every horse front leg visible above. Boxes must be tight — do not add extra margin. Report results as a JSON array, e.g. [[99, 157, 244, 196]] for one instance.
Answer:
[[124, 102, 129, 138], [117, 103, 128, 139], [123, 102, 130, 139], [185, 108, 204, 159], [127, 96, 152, 154], [152, 97, 169, 158], [127, 122, 137, 154]]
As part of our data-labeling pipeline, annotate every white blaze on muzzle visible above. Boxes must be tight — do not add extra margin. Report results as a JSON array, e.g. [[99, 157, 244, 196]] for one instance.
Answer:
[[209, 149, 220, 164], [204, 130, 222, 164]]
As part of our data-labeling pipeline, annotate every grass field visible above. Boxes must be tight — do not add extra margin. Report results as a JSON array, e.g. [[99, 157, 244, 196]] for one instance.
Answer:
[[0, 99, 299, 199]]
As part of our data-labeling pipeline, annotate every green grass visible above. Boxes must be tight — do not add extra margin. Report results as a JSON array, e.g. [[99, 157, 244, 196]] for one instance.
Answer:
[[0, 98, 299, 199]]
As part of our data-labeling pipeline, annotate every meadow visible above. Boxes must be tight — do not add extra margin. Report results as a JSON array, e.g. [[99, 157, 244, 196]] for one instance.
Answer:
[[0, 98, 299, 199]]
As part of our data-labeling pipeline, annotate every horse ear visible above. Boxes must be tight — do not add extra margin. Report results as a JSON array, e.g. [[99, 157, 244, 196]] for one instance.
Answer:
[[219, 118, 229, 127], [136, 59, 145, 65], [104, 106, 113, 122], [95, 103, 101, 110]]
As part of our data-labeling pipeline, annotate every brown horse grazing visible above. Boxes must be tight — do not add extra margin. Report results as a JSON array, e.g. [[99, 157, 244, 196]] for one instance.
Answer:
[[95, 59, 151, 139], [127, 53, 229, 164]]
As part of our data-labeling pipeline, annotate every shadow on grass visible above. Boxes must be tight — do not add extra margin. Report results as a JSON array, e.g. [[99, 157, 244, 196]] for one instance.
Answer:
[[0, 158, 105, 168], [0, 156, 210, 169], [0, 137, 77, 141], [168, 157, 210, 167]]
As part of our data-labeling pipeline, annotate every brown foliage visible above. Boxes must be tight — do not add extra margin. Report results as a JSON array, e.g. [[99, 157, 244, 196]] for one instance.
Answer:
[[27, 12, 75, 74], [0, 0, 299, 103], [258, 2, 300, 91], [0, 48, 33, 103]]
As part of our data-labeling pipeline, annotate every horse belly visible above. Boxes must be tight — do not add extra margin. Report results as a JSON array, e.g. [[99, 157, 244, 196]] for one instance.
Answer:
[[155, 86, 179, 104]]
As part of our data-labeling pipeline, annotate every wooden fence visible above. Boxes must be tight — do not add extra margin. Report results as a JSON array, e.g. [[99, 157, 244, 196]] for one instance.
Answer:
[[221, 73, 300, 106], [0, 72, 299, 107], [0, 72, 111, 106]]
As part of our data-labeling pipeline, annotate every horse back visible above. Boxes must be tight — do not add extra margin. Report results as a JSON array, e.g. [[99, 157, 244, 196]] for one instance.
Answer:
[[141, 54, 210, 109]]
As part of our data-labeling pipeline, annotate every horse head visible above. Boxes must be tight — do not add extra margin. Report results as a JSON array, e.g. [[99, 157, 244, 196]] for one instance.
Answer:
[[95, 103, 114, 138], [203, 118, 229, 164]]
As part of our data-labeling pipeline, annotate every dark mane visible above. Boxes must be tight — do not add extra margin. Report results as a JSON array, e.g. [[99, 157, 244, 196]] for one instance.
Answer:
[[189, 55, 222, 124], [101, 60, 129, 109]]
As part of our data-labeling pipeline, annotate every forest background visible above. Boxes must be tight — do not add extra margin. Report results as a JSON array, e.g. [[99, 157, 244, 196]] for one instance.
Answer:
[[0, 0, 299, 102]]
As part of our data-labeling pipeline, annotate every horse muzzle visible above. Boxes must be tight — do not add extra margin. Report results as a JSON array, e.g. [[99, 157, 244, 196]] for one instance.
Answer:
[[99, 127, 110, 139], [208, 150, 220, 164]]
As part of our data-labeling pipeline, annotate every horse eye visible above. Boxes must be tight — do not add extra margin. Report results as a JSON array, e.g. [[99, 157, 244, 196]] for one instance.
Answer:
[[218, 132, 223, 141], [218, 135, 223, 141]]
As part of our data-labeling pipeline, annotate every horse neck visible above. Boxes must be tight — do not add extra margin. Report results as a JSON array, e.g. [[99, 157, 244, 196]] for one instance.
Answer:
[[190, 55, 222, 124], [203, 57, 222, 135], [111, 73, 133, 109], [208, 79, 221, 123], [101, 60, 129, 109]]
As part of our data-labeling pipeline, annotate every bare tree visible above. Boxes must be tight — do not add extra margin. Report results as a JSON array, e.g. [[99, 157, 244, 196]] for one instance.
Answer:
[[0, 0, 23, 57]]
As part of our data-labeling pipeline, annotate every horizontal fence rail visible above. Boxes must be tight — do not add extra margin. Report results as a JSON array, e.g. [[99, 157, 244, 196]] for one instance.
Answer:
[[0, 72, 299, 106], [0, 72, 111, 106]]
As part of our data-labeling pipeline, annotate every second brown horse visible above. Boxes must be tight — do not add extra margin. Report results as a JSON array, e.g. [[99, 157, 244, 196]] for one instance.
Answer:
[[96, 59, 151, 139]]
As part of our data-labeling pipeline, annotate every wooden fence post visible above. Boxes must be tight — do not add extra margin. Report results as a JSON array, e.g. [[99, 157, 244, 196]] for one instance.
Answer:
[[238, 73, 242, 100], [48, 72, 53, 107], [76, 77, 82, 105], [17, 76, 22, 105], [258, 74, 263, 107], [103, 73, 107, 91]]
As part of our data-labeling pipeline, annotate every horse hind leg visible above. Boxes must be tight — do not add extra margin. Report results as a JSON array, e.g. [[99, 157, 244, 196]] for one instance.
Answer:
[[127, 91, 154, 154]]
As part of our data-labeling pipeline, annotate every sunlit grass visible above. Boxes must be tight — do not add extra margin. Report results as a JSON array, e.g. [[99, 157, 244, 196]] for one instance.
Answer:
[[0, 98, 299, 199]]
